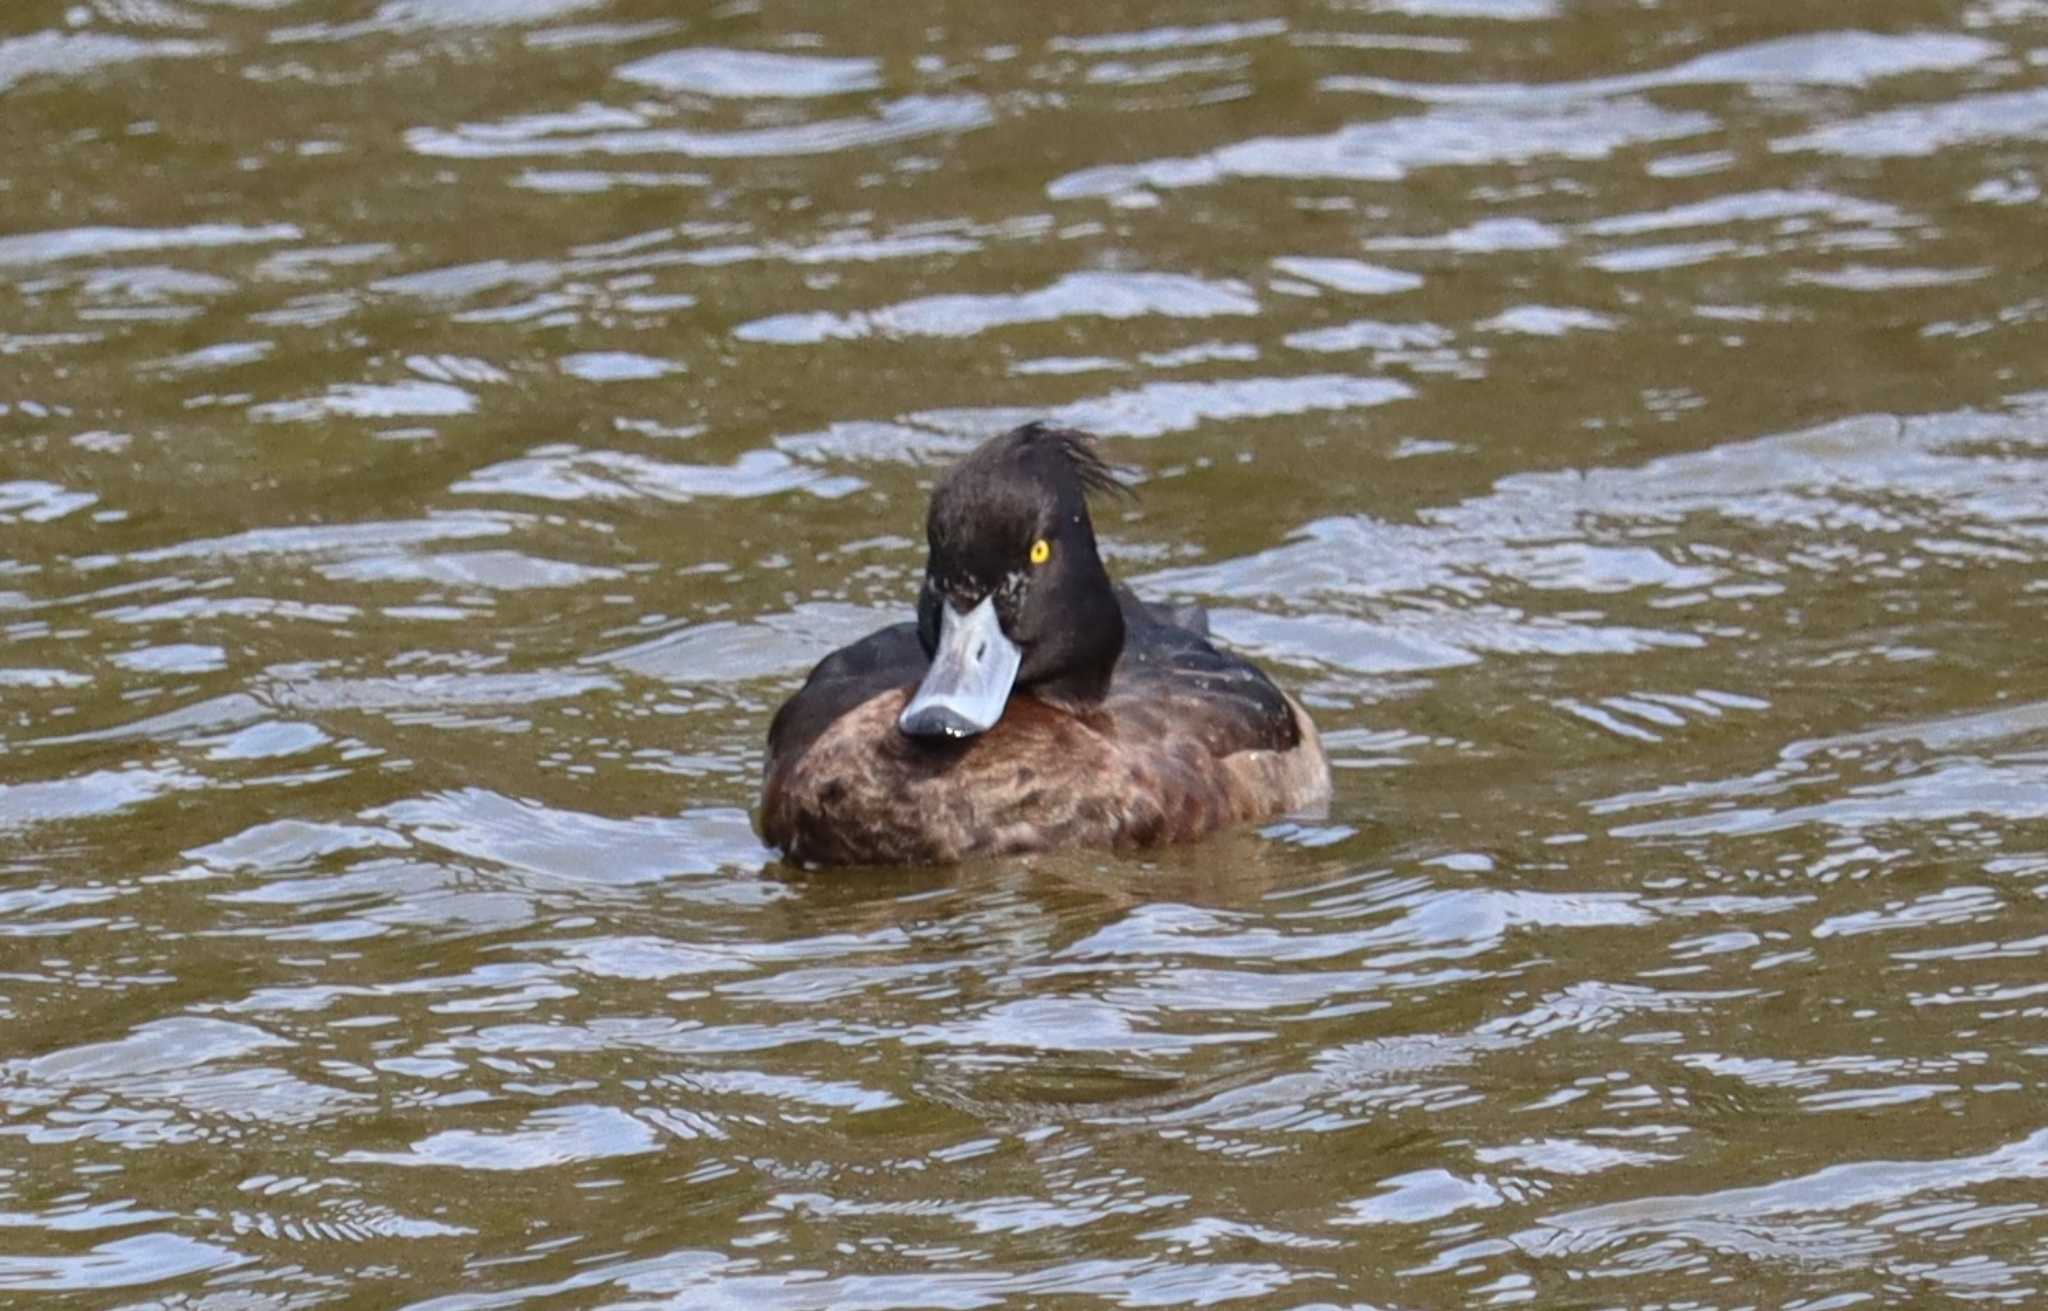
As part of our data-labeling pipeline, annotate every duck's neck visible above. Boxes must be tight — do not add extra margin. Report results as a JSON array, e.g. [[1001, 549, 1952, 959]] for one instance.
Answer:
[[1022, 573, 1124, 709]]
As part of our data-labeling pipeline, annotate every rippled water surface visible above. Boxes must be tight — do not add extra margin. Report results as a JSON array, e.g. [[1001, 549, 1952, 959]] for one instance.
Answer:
[[6, 0, 2048, 1304]]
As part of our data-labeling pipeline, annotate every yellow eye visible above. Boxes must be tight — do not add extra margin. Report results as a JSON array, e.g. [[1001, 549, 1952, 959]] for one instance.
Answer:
[[1029, 538, 1051, 566]]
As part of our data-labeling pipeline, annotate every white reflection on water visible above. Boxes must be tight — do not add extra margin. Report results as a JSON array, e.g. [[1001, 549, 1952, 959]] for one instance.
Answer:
[[594, 603, 897, 682], [1326, 30, 2002, 102], [0, 222, 298, 266], [408, 95, 995, 160], [403, 1253, 1306, 1310], [1777, 87, 2048, 158], [558, 350, 682, 381], [1524, 1127, 2048, 1268], [338, 1104, 662, 1171], [15, 1016, 290, 1083], [1048, 98, 1713, 197], [616, 48, 883, 99], [0, 766, 202, 831], [0, 482, 96, 524], [250, 379, 479, 423], [0, 1234, 250, 1293], [273, 0, 610, 41], [735, 271, 1259, 344], [0, 29, 224, 92], [107, 513, 519, 564], [453, 447, 865, 501], [1049, 19, 1289, 54], [1268, 256, 1422, 295], [371, 787, 766, 884], [318, 550, 624, 590]]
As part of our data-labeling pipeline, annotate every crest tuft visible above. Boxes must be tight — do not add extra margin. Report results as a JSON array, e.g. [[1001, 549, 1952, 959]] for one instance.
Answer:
[[1009, 421, 1132, 502]]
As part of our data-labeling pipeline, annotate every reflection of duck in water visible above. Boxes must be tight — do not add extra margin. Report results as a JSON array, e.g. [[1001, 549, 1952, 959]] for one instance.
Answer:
[[760, 422, 1331, 867]]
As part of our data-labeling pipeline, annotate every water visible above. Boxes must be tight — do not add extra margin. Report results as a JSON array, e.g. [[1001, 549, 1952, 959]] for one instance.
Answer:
[[4, 0, 2048, 1304]]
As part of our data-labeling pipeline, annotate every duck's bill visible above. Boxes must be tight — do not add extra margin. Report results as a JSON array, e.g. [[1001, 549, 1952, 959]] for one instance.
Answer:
[[898, 596, 1021, 739]]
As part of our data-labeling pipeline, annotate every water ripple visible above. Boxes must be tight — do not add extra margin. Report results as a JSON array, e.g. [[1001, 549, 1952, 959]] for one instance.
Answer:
[[1049, 98, 1713, 197], [408, 94, 994, 160], [736, 272, 1259, 344], [617, 48, 883, 99]]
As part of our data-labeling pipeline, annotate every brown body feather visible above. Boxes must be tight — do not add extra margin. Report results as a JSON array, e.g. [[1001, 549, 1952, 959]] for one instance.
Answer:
[[761, 685, 1330, 867]]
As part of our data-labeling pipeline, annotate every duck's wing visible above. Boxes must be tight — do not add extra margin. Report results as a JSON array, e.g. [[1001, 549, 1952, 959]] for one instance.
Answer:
[[1114, 584, 1209, 636], [766, 622, 926, 770], [1109, 591, 1302, 757]]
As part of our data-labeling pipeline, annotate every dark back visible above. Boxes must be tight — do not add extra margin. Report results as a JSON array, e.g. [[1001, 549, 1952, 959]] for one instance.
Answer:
[[765, 621, 925, 773], [1105, 590, 1302, 758]]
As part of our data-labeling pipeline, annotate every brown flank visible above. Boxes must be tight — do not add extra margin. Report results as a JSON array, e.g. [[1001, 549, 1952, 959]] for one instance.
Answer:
[[761, 687, 1330, 867]]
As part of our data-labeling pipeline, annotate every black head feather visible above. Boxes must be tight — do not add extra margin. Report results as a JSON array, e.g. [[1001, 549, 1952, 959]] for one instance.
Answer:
[[924, 424, 1128, 591], [918, 422, 1131, 706], [1010, 421, 1132, 503]]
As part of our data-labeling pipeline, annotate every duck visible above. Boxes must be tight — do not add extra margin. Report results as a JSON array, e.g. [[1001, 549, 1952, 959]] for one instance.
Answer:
[[759, 421, 1331, 867]]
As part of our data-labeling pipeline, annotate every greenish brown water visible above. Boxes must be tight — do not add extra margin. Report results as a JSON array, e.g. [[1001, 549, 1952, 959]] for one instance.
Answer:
[[5, 0, 2048, 1305]]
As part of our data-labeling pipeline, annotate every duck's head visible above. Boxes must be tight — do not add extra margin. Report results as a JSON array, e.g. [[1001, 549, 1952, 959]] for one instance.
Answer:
[[898, 422, 1128, 740]]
